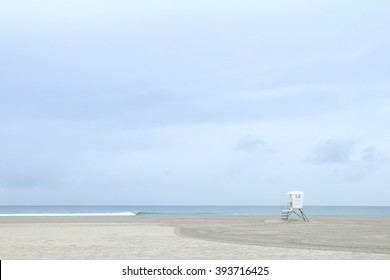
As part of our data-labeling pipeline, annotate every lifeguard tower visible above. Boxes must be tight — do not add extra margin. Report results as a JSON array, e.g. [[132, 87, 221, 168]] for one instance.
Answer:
[[281, 191, 309, 222]]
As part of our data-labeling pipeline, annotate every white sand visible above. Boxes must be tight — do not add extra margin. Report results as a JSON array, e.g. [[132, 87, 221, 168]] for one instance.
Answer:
[[0, 215, 389, 259]]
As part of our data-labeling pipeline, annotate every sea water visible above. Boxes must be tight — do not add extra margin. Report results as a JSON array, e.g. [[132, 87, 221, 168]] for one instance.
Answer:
[[0, 205, 390, 216]]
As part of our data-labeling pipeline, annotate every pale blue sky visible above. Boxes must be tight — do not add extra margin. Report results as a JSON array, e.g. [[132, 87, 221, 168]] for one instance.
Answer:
[[1, 0, 389, 205]]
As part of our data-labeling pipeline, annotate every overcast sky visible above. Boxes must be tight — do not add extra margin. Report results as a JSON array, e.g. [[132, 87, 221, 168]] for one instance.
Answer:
[[1, 0, 389, 205]]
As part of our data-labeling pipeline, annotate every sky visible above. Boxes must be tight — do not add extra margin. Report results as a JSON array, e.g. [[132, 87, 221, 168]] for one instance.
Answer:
[[0, 0, 389, 206]]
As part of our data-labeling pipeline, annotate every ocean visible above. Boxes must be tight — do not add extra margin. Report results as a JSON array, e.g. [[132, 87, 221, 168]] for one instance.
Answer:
[[0, 205, 390, 216]]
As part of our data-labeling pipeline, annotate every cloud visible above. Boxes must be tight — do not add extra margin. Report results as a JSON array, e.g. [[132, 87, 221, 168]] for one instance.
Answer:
[[361, 146, 387, 163], [233, 135, 269, 154], [305, 139, 355, 164], [305, 139, 387, 165]]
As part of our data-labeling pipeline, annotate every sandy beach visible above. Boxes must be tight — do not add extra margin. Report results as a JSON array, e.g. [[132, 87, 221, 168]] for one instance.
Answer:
[[0, 215, 389, 259]]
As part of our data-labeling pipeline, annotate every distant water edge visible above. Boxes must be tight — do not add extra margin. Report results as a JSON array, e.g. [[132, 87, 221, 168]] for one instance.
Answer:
[[0, 206, 390, 216]]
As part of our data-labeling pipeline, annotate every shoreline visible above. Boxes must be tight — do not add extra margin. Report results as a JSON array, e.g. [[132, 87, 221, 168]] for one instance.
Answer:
[[1, 206, 390, 216], [1, 215, 389, 260]]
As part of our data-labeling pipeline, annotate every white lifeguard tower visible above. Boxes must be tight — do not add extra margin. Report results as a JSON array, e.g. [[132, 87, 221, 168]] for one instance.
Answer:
[[281, 191, 309, 222]]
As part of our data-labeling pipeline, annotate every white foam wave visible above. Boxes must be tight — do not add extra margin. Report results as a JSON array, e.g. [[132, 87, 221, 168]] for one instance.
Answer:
[[0, 211, 136, 217]]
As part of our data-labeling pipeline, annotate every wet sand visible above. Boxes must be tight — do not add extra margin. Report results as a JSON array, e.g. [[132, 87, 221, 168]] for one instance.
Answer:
[[0, 215, 389, 259]]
